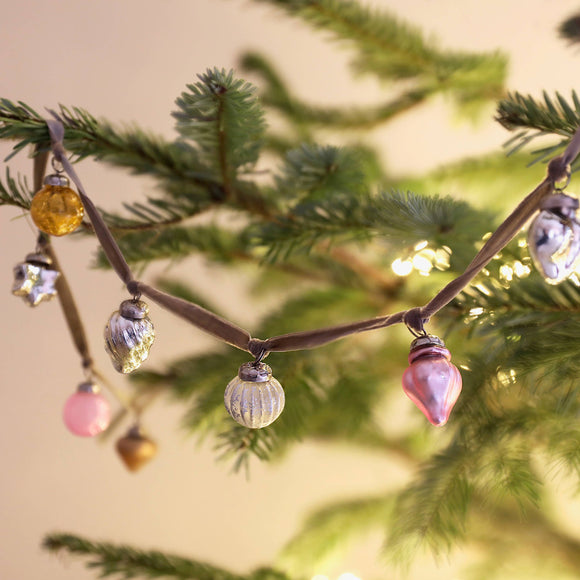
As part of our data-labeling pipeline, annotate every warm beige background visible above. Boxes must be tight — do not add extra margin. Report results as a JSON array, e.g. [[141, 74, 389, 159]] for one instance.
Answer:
[[1, 1, 580, 579]]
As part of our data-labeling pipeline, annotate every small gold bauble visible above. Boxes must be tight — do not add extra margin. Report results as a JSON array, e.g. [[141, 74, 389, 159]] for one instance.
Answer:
[[116, 426, 158, 472], [30, 177, 84, 236]]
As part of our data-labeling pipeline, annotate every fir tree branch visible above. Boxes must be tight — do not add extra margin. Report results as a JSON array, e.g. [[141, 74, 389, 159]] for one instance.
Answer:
[[94, 224, 247, 268], [254, 189, 493, 272], [559, 12, 580, 46], [0, 167, 33, 210], [241, 52, 433, 129], [250, 0, 506, 105], [173, 68, 267, 176], [0, 93, 273, 219], [496, 91, 580, 163], [43, 533, 295, 580], [279, 494, 395, 573]]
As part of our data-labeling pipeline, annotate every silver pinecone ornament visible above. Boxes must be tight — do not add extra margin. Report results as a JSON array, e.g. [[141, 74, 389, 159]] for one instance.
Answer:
[[104, 299, 155, 373], [528, 193, 580, 284], [224, 362, 285, 429], [12, 252, 59, 306]]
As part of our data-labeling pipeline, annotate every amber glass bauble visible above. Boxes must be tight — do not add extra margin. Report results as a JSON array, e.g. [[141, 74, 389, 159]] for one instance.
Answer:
[[30, 174, 84, 236]]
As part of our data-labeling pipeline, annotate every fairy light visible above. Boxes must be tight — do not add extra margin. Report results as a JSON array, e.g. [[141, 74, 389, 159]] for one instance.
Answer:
[[393, 244, 451, 277], [499, 264, 513, 283], [337, 574, 361, 580], [391, 257, 413, 276], [474, 283, 492, 296], [434, 246, 452, 270], [412, 250, 434, 275], [497, 368, 517, 386], [513, 260, 531, 278]]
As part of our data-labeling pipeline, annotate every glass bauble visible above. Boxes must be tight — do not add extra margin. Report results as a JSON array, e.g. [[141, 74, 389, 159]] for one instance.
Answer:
[[30, 175, 84, 236], [116, 425, 158, 472], [528, 193, 580, 284], [104, 299, 155, 374], [402, 336, 462, 426], [12, 252, 59, 306], [63, 383, 111, 437], [224, 362, 285, 429]]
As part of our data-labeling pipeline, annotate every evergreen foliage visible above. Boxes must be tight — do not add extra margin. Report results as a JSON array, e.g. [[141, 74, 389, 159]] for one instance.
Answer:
[[43, 534, 294, 580], [2, 1, 580, 579]]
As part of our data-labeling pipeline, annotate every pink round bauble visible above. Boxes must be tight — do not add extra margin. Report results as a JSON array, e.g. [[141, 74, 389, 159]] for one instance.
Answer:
[[63, 389, 111, 437]]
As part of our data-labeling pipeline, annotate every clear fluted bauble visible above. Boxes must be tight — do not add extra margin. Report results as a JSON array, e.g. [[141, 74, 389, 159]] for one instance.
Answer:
[[63, 383, 111, 437], [402, 336, 462, 426], [528, 193, 580, 284], [224, 362, 285, 429], [30, 174, 84, 236], [104, 299, 155, 374]]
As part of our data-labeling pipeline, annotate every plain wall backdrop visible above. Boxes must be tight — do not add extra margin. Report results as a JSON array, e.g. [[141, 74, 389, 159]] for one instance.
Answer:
[[1, 2, 580, 579]]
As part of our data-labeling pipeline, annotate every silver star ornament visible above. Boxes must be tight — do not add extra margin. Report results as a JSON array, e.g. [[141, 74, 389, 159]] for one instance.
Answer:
[[12, 252, 60, 307]]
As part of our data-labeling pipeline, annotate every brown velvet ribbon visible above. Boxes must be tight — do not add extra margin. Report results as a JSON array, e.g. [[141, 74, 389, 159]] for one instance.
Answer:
[[44, 116, 580, 359], [33, 146, 94, 370]]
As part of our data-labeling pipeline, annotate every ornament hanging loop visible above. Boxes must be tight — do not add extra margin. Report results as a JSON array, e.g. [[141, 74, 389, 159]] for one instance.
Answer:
[[51, 156, 64, 174], [554, 170, 571, 193], [254, 348, 267, 364], [403, 307, 428, 338]]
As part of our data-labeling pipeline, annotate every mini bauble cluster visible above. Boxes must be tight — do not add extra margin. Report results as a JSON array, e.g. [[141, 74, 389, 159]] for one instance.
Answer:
[[224, 361, 285, 428]]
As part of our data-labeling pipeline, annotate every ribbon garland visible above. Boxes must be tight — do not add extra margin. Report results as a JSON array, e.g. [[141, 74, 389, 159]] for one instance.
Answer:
[[44, 115, 580, 359]]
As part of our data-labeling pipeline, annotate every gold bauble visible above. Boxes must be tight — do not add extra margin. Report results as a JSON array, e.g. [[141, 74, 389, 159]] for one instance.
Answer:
[[116, 426, 158, 472], [30, 174, 84, 236]]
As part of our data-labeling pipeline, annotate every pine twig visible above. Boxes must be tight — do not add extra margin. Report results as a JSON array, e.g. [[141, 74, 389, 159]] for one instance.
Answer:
[[43, 533, 295, 580]]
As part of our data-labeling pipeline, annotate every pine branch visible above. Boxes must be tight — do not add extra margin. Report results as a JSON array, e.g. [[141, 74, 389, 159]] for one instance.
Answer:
[[279, 494, 395, 573], [94, 224, 246, 267], [0, 167, 33, 210], [274, 144, 369, 201], [97, 196, 212, 232], [254, 189, 494, 272], [496, 91, 580, 164], [0, 93, 273, 218], [250, 0, 506, 106], [394, 152, 544, 212], [241, 52, 433, 130], [558, 12, 580, 46], [43, 533, 295, 580], [173, 68, 267, 180]]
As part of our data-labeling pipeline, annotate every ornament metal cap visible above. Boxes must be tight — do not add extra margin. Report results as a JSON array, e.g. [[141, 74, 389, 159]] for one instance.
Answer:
[[43, 173, 70, 188], [77, 381, 100, 394], [409, 334, 445, 351], [119, 299, 149, 320], [238, 361, 272, 382], [24, 252, 53, 268], [540, 192, 579, 217]]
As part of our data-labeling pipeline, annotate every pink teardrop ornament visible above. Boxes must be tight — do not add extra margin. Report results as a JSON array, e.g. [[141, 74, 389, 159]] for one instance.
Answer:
[[402, 337, 462, 426], [63, 383, 111, 437]]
